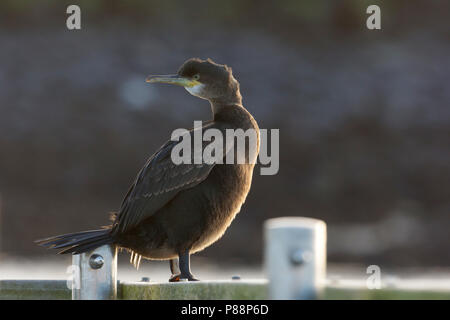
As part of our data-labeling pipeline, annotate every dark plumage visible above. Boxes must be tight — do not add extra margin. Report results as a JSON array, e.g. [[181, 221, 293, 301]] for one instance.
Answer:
[[36, 58, 259, 281]]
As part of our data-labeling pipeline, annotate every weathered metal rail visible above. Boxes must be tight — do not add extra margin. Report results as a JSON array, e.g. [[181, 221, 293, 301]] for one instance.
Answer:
[[2, 279, 449, 300]]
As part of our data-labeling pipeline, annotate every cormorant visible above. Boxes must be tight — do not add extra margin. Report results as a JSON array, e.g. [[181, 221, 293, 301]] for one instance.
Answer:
[[36, 58, 260, 281]]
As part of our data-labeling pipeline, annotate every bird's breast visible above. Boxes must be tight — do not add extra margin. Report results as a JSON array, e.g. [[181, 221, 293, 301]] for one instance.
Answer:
[[190, 162, 255, 253]]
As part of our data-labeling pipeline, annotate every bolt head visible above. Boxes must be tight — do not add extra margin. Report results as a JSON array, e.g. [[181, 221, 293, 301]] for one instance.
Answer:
[[290, 249, 312, 266], [89, 254, 104, 269]]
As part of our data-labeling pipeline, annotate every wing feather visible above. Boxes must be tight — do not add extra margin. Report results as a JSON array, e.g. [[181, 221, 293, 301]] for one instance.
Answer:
[[113, 125, 222, 233]]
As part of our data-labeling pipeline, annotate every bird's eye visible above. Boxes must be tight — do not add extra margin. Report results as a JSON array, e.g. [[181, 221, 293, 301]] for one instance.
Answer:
[[193, 74, 200, 80]]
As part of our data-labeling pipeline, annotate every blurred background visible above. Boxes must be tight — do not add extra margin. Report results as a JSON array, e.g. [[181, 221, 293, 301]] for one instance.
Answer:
[[0, 0, 449, 280]]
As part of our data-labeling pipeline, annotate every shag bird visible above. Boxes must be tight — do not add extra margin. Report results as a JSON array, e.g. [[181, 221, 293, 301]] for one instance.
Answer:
[[36, 58, 259, 281]]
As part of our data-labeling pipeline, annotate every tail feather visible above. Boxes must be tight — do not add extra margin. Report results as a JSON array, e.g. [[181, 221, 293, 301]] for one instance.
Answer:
[[37, 230, 103, 247], [35, 229, 113, 254]]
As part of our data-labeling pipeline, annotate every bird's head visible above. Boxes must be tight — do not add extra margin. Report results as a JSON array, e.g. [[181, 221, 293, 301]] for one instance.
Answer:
[[146, 58, 241, 104]]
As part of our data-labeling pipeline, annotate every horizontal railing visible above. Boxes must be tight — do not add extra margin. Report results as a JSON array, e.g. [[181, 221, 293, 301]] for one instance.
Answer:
[[1, 279, 449, 300]]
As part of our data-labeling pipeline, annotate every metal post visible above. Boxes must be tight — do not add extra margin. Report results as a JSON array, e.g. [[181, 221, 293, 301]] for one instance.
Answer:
[[72, 244, 117, 300], [264, 217, 327, 299]]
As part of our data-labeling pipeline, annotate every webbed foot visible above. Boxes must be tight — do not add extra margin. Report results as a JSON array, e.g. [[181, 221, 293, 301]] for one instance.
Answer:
[[169, 273, 199, 282]]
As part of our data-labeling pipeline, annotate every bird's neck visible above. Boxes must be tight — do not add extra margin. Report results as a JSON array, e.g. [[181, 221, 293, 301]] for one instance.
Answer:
[[210, 101, 255, 126], [209, 92, 243, 117]]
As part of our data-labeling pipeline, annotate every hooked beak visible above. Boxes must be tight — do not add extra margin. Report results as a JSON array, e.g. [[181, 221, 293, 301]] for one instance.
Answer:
[[145, 74, 200, 88]]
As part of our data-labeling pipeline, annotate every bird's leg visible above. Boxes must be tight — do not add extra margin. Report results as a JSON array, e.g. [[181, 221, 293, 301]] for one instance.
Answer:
[[169, 257, 181, 282], [169, 249, 199, 282], [169, 258, 180, 276], [179, 249, 199, 281]]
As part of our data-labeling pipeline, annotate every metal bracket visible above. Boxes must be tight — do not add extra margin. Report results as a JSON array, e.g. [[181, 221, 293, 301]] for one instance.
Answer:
[[71, 244, 117, 300]]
